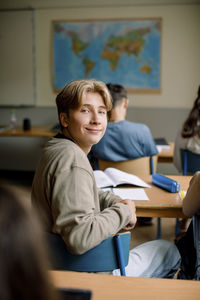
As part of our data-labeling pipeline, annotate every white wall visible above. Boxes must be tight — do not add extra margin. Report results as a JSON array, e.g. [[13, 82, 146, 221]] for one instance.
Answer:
[[36, 4, 200, 108], [0, 10, 34, 106]]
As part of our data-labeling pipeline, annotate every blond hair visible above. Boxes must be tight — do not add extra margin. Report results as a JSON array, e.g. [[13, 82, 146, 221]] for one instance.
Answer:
[[56, 79, 112, 127]]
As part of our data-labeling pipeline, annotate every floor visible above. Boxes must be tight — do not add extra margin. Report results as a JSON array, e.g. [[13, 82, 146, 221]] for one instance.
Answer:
[[0, 170, 178, 248], [130, 218, 176, 248]]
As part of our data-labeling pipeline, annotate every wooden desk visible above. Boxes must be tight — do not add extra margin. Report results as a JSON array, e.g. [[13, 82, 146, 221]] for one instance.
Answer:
[[50, 270, 200, 300], [135, 175, 191, 218], [0, 125, 55, 137], [0, 127, 174, 162], [157, 142, 174, 163]]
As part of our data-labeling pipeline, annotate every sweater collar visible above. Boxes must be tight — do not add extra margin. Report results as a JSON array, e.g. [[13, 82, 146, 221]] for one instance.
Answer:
[[54, 133, 74, 143]]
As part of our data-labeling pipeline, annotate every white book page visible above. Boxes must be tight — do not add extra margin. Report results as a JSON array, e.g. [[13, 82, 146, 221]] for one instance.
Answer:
[[93, 170, 115, 188], [113, 188, 149, 201], [104, 168, 151, 188], [156, 145, 170, 153]]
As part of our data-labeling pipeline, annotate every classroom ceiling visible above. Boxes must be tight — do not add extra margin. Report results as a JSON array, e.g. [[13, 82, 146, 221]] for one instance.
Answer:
[[0, 0, 200, 10]]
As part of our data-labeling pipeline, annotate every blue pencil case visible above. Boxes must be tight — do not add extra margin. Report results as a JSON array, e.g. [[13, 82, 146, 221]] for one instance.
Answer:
[[152, 173, 180, 193]]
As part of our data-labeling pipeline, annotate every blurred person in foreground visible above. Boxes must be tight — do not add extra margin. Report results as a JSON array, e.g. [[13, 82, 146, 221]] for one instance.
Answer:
[[0, 184, 57, 300]]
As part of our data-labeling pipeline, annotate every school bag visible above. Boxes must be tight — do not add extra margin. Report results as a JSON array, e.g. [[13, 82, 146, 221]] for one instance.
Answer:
[[175, 215, 200, 280]]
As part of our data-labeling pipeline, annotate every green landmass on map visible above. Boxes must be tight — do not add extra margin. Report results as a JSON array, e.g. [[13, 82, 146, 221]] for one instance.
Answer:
[[82, 57, 96, 77], [67, 30, 90, 55], [101, 27, 151, 71], [140, 65, 151, 74], [67, 30, 95, 76]]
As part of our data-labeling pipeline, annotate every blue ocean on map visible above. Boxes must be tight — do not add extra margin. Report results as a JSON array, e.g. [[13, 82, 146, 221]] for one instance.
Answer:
[[53, 20, 161, 91]]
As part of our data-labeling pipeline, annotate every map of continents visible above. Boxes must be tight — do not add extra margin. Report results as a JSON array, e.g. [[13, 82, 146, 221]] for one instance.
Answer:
[[53, 19, 161, 91]]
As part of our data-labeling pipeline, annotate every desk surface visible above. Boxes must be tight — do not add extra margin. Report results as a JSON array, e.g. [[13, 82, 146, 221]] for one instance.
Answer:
[[50, 270, 200, 300], [157, 142, 174, 163], [135, 175, 191, 218], [0, 125, 55, 137]]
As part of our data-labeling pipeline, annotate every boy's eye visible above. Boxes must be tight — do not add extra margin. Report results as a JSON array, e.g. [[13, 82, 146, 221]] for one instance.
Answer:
[[99, 110, 106, 114], [81, 108, 89, 113]]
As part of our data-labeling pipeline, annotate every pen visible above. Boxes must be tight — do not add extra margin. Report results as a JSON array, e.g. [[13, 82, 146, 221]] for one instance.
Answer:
[[179, 190, 186, 200]]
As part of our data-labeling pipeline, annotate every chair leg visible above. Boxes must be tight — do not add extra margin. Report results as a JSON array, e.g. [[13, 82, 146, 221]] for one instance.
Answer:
[[114, 235, 126, 276], [156, 218, 162, 239]]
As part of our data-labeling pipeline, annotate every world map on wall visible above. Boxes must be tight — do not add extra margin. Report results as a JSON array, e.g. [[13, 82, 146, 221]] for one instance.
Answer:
[[53, 19, 161, 92]]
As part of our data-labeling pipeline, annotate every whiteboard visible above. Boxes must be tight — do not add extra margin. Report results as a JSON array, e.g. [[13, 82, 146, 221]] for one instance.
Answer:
[[0, 10, 34, 106]]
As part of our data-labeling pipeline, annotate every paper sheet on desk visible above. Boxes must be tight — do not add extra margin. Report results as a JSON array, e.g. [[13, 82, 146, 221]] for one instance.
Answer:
[[156, 145, 170, 153], [103, 188, 149, 201]]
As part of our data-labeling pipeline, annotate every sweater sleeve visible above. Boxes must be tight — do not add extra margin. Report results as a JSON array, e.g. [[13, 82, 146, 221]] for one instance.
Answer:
[[183, 172, 200, 217], [98, 188, 121, 209], [51, 166, 131, 254]]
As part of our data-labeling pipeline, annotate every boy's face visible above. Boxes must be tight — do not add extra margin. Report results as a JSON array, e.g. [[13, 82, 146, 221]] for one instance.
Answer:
[[61, 92, 108, 153]]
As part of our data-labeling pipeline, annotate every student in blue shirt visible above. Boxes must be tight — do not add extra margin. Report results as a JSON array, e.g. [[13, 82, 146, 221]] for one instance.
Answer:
[[89, 83, 158, 225], [89, 83, 158, 162]]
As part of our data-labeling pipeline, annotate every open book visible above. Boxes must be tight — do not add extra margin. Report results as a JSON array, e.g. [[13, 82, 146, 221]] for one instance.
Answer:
[[94, 168, 150, 188]]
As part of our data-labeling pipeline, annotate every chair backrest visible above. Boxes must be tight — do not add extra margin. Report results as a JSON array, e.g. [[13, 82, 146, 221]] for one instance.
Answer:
[[97, 155, 157, 175], [46, 232, 130, 276], [181, 149, 200, 175]]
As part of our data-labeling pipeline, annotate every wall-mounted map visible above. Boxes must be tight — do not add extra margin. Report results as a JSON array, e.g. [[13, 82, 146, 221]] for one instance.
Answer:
[[52, 18, 161, 93]]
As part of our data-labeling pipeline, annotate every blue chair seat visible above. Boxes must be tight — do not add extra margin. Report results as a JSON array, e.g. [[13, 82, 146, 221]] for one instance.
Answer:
[[46, 232, 130, 276], [175, 149, 200, 236], [181, 149, 200, 175]]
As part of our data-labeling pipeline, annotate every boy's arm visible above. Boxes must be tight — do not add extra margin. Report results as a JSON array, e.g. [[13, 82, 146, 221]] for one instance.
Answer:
[[183, 171, 200, 217], [98, 188, 121, 208], [51, 168, 132, 255]]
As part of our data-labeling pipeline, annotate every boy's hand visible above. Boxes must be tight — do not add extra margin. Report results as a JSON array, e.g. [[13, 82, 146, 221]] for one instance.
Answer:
[[115, 199, 137, 229]]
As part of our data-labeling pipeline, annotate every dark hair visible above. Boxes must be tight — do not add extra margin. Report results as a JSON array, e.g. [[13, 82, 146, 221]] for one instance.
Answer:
[[181, 86, 200, 138], [106, 83, 128, 109], [0, 185, 56, 300]]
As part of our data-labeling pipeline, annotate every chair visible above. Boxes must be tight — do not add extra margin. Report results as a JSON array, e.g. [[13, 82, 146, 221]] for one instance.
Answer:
[[177, 149, 200, 236], [46, 232, 130, 276], [97, 156, 162, 239], [181, 149, 200, 175], [97, 156, 157, 176]]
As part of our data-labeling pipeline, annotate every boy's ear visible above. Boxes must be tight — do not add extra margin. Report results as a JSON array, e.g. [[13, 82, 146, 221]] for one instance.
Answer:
[[60, 112, 68, 128], [123, 97, 129, 109]]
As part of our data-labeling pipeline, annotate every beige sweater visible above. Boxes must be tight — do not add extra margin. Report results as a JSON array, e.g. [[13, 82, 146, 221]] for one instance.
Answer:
[[31, 137, 131, 254]]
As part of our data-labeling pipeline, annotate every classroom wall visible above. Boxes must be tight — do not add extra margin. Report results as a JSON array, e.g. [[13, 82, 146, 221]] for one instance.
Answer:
[[36, 4, 200, 108], [0, 2, 199, 172]]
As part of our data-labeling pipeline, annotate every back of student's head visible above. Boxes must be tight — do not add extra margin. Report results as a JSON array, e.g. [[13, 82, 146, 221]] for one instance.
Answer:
[[182, 85, 200, 138], [106, 83, 128, 109], [0, 184, 56, 300]]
